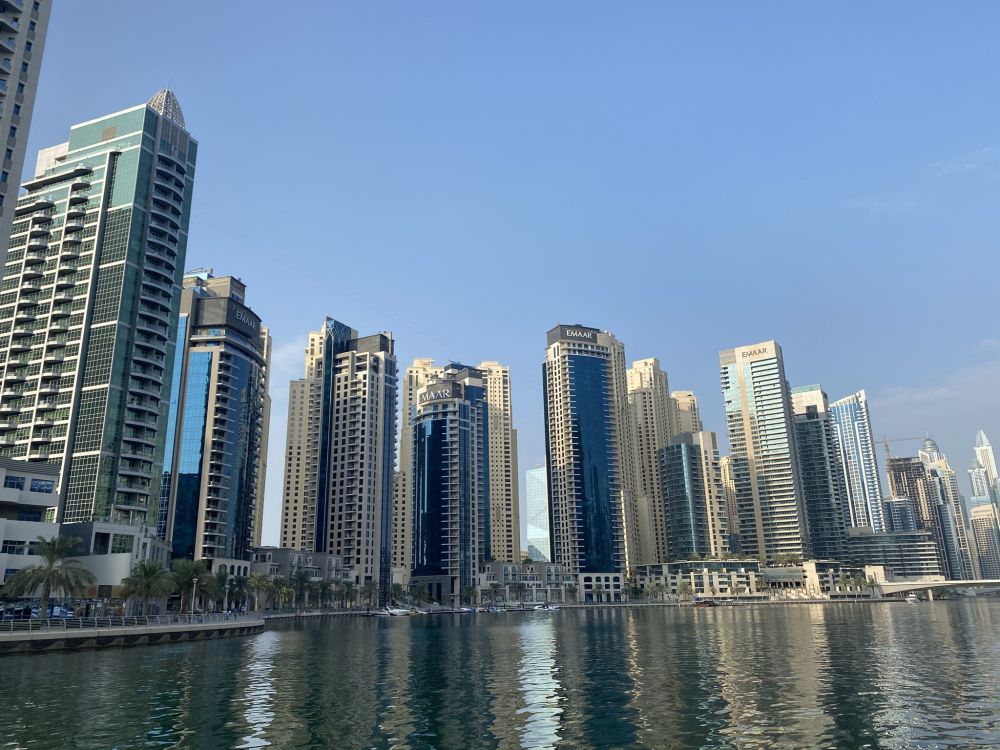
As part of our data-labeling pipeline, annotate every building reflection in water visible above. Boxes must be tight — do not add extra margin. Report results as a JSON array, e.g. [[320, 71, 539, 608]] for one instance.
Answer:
[[515, 616, 563, 748], [232, 629, 279, 748]]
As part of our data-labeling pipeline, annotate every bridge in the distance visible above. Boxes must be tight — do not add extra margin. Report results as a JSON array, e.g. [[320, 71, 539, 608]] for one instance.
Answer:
[[878, 579, 1000, 596]]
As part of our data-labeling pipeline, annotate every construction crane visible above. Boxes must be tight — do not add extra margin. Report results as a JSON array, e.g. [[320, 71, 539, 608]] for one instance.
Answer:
[[881, 435, 925, 465]]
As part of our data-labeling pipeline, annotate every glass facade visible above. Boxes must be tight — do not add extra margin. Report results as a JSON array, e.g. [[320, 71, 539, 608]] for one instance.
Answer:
[[167, 351, 210, 561], [525, 466, 550, 562], [830, 391, 885, 533]]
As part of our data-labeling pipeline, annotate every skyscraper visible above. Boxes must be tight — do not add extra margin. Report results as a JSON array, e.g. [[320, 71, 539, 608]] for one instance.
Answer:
[[394, 358, 520, 574], [671, 390, 701, 434], [972, 429, 999, 502], [0, 0, 52, 259], [543, 324, 635, 579], [477, 360, 520, 564], [393, 358, 444, 580], [658, 431, 728, 560], [720, 340, 809, 563], [158, 270, 270, 564], [411, 364, 489, 605], [524, 464, 550, 561], [627, 357, 674, 564], [969, 503, 1000, 579], [719, 454, 740, 552], [791, 385, 846, 561], [279, 319, 397, 596], [968, 458, 993, 504], [921, 443, 974, 580], [0, 90, 196, 527], [829, 390, 885, 532]]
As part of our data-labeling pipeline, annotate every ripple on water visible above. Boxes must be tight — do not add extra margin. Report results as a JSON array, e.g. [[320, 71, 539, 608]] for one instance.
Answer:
[[0, 603, 998, 749]]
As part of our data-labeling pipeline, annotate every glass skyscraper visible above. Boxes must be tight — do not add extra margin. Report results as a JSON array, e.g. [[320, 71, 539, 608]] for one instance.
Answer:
[[0, 90, 196, 526], [158, 270, 270, 564], [658, 431, 728, 560], [543, 324, 634, 579], [791, 385, 846, 561], [411, 364, 489, 605], [829, 390, 885, 532], [720, 340, 809, 563], [524, 464, 550, 562]]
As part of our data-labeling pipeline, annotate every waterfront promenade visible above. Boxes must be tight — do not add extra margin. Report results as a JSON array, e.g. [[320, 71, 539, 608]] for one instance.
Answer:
[[0, 612, 263, 654]]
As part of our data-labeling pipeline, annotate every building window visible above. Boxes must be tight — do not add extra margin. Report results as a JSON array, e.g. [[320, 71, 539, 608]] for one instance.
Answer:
[[30, 478, 55, 494], [19, 63, 27, 74], [3, 475, 24, 490]]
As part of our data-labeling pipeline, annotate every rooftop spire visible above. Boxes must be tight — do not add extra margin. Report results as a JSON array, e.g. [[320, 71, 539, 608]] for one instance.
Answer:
[[147, 89, 185, 129], [976, 429, 991, 448]]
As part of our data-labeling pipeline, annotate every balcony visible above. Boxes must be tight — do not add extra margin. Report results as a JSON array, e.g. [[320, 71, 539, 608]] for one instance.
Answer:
[[51, 292, 73, 304], [23, 250, 45, 264], [49, 305, 70, 320], [0, 16, 20, 34], [69, 178, 91, 192], [66, 203, 87, 218], [26, 237, 47, 251], [63, 219, 84, 234]]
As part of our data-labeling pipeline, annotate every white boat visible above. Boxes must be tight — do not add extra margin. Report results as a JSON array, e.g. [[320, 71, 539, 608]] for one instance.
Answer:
[[905, 593, 920, 603], [387, 608, 412, 616], [533, 604, 560, 611]]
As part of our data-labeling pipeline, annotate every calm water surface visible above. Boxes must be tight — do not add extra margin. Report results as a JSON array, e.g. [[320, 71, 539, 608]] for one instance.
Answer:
[[1, 601, 999, 749]]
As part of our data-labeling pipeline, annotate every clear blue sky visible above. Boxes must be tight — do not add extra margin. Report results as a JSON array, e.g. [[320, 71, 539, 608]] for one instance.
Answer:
[[26, 3, 1000, 543]]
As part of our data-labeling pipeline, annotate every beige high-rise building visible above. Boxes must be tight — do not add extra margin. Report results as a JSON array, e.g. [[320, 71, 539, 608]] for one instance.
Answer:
[[627, 358, 674, 564], [279, 320, 397, 597], [0, 1, 51, 260], [478, 361, 520, 564], [719, 455, 740, 552], [970, 503, 1000, 579], [671, 390, 702, 435]]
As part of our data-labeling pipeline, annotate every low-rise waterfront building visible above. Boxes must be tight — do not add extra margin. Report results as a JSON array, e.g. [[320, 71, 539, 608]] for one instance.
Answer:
[[0, 458, 59, 581], [761, 560, 870, 599], [845, 527, 943, 579], [635, 560, 761, 599], [250, 546, 347, 582], [477, 560, 575, 604]]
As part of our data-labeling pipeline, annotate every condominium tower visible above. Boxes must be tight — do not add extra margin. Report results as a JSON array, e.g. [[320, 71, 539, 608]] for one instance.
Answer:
[[671, 390, 701, 434], [280, 319, 397, 595], [395, 358, 520, 574], [158, 270, 270, 564], [0, 90, 196, 526], [658, 431, 728, 560], [627, 357, 674, 565], [969, 503, 1000, 579], [0, 0, 51, 258], [791, 385, 846, 561], [829, 390, 885, 532], [543, 324, 635, 576], [720, 340, 809, 562], [410, 365, 489, 605], [972, 429, 999, 502]]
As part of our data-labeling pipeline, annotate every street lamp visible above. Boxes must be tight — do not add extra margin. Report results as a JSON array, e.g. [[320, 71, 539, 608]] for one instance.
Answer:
[[190, 577, 199, 615]]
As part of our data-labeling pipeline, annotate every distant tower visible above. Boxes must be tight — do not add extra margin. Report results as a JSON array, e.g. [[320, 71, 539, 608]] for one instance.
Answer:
[[791, 385, 847, 561], [477, 360, 520, 564], [627, 358, 674, 564], [524, 465, 550, 561], [659, 431, 728, 559], [720, 341, 809, 563], [829, 390, 885, 532], [973, 430, 999, 502], [671, 390, 702, 435], [970, 504, 1000, 579]]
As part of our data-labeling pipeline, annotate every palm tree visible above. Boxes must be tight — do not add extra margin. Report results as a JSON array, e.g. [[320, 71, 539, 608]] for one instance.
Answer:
[[229, 576, 249, 611], [678, 581, 694, 602], [360, 580, 378, 609], [512, 582, 528, 608], [317, 580, 334, 608], [3, 535, 95, 618], [120, 560, 175, 616], [565, 583, 578, 603], [489, 582, 503, 604], [341, 580, 356, 608], [409, 583, 425, 607], [461, 585, 477, 606], [390, 582, 404, 605], [170, 559, 210, 613], [292, 569, 311, 610], [248, 572, 269, 611], [269, 576, 293, 609]]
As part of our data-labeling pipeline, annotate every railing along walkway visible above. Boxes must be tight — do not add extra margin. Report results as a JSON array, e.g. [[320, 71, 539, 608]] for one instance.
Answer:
[[0, 612, 257, 634]]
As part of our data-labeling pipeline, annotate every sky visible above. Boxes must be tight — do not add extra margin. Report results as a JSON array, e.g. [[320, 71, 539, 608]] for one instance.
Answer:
[[23, 3, 1000, 544]]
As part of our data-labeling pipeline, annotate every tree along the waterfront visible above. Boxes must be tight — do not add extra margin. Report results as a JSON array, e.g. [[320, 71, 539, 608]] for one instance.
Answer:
[[2, 535, 95, 617], [121, 560, 175, 616]]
